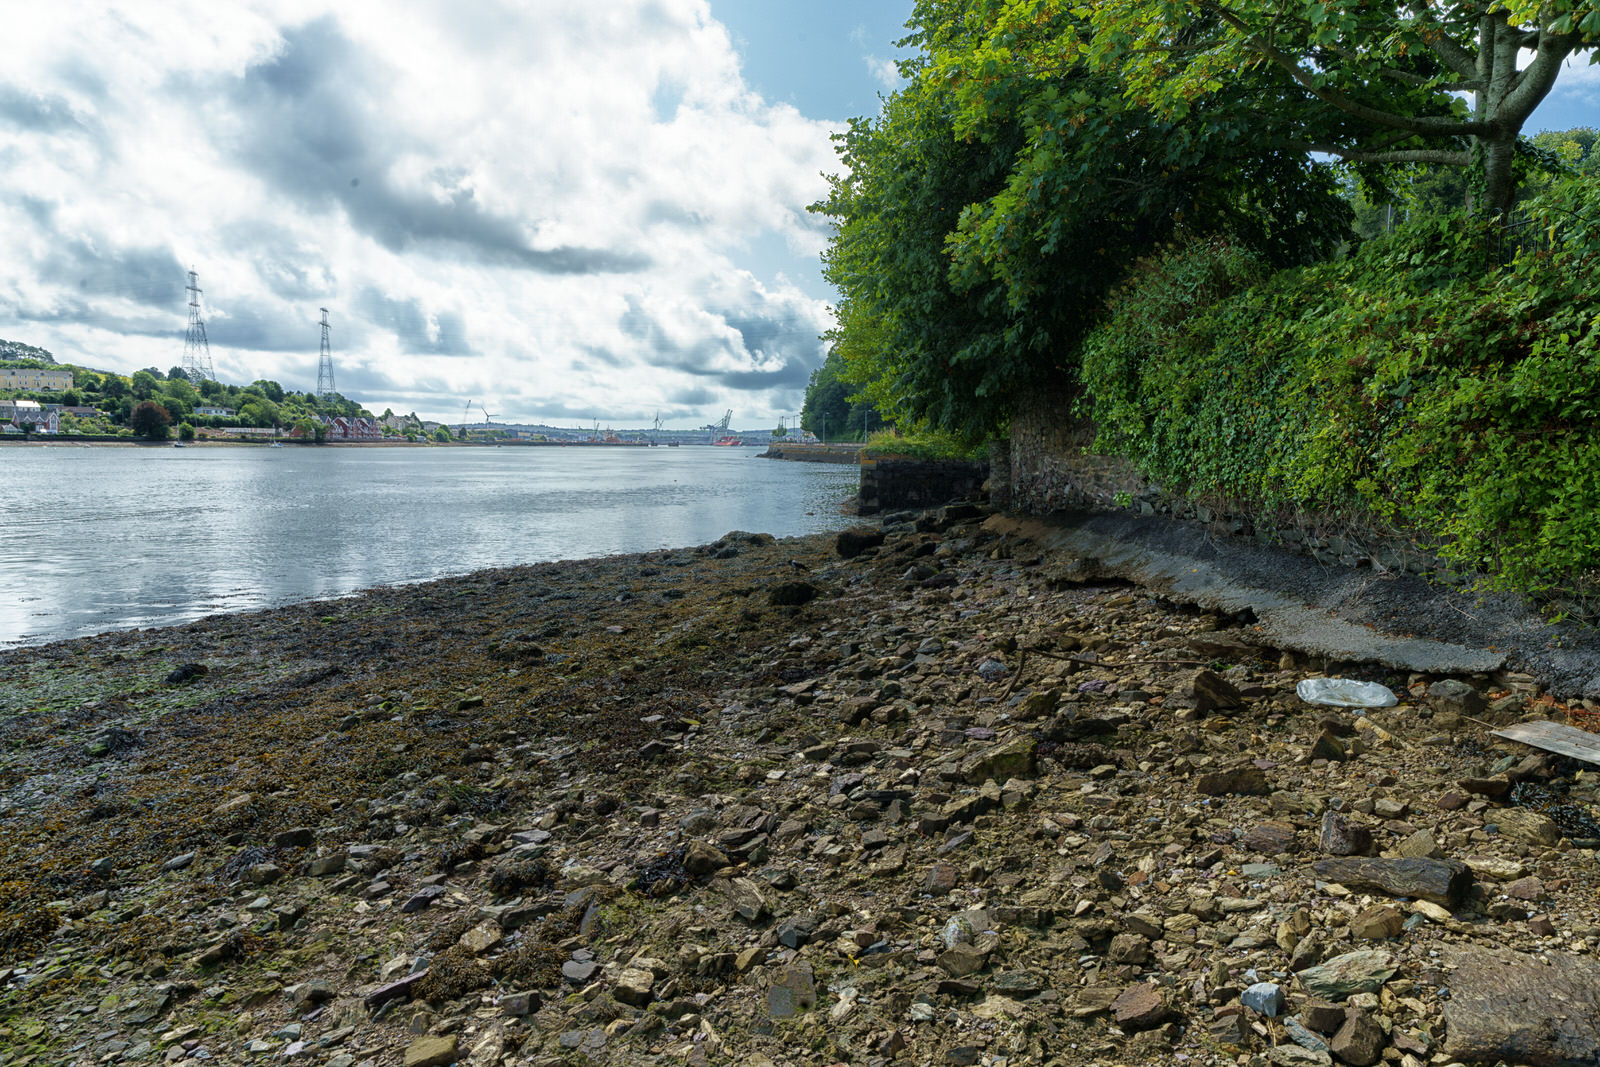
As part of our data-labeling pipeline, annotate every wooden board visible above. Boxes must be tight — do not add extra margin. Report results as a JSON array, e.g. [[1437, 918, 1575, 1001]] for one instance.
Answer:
[[1492, 720, 1600, 767]]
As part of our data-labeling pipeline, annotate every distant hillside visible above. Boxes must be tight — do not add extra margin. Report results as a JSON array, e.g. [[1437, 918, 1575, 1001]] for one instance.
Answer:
[[0, 339, 55, 363]]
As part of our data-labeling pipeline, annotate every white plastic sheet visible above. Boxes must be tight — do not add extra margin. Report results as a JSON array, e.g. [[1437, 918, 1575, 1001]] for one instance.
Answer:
[[1295, 677, 1399, 708]]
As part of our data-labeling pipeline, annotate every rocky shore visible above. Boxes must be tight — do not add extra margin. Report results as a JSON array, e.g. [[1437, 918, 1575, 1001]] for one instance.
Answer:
[[4, 506, 1600, 1067]]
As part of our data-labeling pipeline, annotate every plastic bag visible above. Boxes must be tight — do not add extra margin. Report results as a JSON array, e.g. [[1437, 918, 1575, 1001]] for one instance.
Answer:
[[1296, 677, 1398, 708]]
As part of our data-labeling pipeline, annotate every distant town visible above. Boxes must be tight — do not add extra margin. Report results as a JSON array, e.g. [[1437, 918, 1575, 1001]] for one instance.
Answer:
[[0, 340, 818, 447]]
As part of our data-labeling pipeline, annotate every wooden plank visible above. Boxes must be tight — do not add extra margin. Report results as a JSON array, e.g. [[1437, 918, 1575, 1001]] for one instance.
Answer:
[[1491, 720, 1600, 768]]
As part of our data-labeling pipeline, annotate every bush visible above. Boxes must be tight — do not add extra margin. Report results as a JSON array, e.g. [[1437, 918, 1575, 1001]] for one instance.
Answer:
[[862, 429, 986, 462], [1077, 176, 1600, 605]]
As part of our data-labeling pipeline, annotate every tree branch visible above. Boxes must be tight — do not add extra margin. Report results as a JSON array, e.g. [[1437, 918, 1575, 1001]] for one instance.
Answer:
[[1501, 31, 1579, 126], [1294, 142, 1472, 166], [1208, 7, 1493, 138], [1406, 2, 1485, 80]]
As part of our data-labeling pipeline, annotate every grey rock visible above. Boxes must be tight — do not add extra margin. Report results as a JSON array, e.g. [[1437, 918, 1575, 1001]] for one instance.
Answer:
[[776, 915, 817, 949], [1331, 1010, 1386, 1067], [562, 960, 600, 984], [273, 827, 316, 848], [1267, 1046, 1332, 1067], [1425, 678, 1485, 717], [498, 990, 540, 1015], [1241, 982, 1285, 1018], [399, 886, 446, 913], [767, 961, 816, 1018], [1285, 1017, 1331, 1054], [1296, 950, 1398, 1000], [1318, 811, 1373, 856], [1444, 947, 1600, 1066]]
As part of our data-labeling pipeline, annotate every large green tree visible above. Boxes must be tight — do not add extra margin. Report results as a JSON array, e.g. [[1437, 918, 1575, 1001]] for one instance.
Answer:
[[1076, 0, 1600, 216], [814, 0, 1351, 438]]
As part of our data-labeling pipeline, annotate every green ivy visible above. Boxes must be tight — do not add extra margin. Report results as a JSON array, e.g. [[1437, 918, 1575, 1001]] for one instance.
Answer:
[[1078, 175, 1600, 604]]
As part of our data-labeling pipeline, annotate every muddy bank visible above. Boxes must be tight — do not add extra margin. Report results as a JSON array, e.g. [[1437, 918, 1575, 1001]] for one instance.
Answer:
[[3, 510, 1600, 1066]]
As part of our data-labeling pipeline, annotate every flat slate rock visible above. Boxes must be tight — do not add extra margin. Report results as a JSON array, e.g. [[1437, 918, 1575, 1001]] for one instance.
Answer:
[[1311, 856, 1472, 907], [1444, 947, 1600, 1066], [1295, 950, 1397, 1000]]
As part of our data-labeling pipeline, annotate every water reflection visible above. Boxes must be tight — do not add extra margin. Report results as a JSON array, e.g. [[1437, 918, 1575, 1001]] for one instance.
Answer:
[[0, 447, 857, 647]]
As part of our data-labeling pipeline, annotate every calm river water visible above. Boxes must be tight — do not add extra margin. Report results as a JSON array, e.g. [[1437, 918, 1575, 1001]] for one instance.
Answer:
[[0, 445, 859, 649]]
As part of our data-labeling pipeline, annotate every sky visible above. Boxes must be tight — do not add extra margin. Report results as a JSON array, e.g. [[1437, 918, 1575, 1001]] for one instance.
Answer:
[[0, 0, 915, 429], [0, 2, 1593, 429]]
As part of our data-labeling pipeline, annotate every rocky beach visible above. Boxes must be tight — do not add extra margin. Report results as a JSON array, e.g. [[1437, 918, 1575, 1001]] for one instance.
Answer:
[[4, 506, 1600, 1067]]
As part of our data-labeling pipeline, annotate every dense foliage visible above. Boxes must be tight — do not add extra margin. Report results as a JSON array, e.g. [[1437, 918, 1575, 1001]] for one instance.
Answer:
[[800, 349, 887, 442], [813, 1, 1365, 439], [1080, 175, 1600, 604]]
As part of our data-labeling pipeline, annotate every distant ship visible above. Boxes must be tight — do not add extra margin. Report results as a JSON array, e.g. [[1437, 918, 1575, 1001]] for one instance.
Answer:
[[713, 435, 743, 446]]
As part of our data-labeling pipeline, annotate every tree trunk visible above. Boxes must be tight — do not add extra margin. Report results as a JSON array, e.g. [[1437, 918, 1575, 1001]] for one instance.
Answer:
[[1479, 133, 1519, 218]]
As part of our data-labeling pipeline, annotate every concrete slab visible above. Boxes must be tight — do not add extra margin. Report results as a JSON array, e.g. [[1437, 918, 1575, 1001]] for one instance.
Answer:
[[987, 513, 1506, 676]]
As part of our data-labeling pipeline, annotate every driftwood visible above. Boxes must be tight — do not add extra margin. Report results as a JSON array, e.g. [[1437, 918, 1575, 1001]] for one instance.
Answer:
[[1311, 857, 1473, 908]]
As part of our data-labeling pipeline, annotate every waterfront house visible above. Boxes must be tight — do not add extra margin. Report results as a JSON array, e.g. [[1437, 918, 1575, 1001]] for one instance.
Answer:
[[2, 400, 59, 433], [0, 367, 73, 391]]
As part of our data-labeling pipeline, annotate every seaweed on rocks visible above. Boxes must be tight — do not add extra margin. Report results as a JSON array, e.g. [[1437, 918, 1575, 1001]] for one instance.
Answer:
[[433, 840, 485, 872], [1510, 775, 1600, 839], [426, 911, 481, 953], [487, 857, 551, 897], [632, 845, 691, 898], [492, 939, 566, 990], [0, 881, 59, 961], [414, 945, 492, 1004]]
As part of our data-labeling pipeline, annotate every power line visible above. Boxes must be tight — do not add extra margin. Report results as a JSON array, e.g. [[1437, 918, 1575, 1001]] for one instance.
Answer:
[[180, 269, 216, 382]]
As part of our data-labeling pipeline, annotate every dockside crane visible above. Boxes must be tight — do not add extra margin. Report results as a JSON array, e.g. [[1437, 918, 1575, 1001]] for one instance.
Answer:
[[461, 400, 474, 439]]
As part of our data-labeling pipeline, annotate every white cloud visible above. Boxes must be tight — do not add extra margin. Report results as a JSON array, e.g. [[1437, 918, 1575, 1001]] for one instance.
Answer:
[[866, 55, 902, 91], [0, 0, 839, 426], [1550, 52, 1600, 100]]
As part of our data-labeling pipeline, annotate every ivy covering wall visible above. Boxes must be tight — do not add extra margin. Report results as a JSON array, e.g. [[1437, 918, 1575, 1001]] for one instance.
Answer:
[[1078, 177, 1600, 605]]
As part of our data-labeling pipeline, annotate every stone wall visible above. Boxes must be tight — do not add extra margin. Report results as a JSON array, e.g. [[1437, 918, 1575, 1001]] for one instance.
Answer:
[[858, 457, 989, 515], [761, 443, 863, 464], [1007, 397, 1149, 514], [1006, 395, 1445, 576]]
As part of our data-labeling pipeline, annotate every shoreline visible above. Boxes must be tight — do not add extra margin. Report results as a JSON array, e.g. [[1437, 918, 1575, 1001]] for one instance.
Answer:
[[4, 511, 1599, 1066], [0, 438, 769, 448]]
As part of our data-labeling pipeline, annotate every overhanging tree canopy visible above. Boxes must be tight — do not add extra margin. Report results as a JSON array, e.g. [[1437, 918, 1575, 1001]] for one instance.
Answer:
[[1072, 0, 1600, 215], [813, 0, 1353, 438]]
